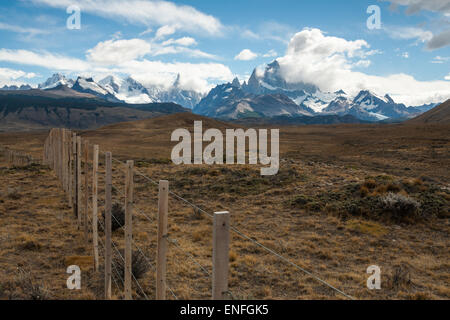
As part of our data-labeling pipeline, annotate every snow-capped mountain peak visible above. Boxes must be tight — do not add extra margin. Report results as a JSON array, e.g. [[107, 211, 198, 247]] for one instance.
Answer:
[[98, 75, 123, 95], [38, 73, 74, 90], [231, 77, 241, 88], [73, 77, 108, 96]]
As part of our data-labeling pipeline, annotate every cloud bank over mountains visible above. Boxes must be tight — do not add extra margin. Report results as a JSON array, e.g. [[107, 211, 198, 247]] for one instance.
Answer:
[[277, 28, 450, 105], [0, 1, 449, 105], [1, 27, 449, 105]]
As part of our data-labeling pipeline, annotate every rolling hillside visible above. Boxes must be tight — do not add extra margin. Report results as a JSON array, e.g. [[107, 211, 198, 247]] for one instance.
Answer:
[[408, 100, 450, 124], [0, 89, 188, 131]]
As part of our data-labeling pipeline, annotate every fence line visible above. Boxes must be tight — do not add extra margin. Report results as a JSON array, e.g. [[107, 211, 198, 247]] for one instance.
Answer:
[[107, 154, 355, 300], [0, 145, 41, 167], [40, 128, 354, 300]]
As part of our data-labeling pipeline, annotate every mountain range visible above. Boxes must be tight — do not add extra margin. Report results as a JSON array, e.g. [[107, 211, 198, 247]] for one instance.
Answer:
[[13, 73, 204, 108], [0, 86, 188, 131], [0, 58, 441, 123], [194, 60, 438, 122]]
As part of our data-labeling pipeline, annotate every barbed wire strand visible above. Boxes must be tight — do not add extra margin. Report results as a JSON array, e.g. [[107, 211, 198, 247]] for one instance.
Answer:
[[94, 223, 123, 292], [108, 210, 178, 300], [110, 238, 149, 300], [166, 236, 211, 278], [97, 217, 149, 300], [101, 152, 354, 300]]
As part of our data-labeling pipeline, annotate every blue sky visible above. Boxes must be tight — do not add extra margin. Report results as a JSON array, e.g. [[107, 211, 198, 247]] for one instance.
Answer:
[[0, 0, 449, 105]]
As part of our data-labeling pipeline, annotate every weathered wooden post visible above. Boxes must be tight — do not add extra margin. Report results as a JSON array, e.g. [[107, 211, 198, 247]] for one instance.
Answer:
[[212, 211, 230, 300], [156, 180, 169, 300], [68, 130, 73, 207], [62, 129, 67, 194], [72, 133, 77, 213], [92, 145, 99, 271], [76, 136, 82, 227], [124, 160, 134, 300], [105, 152, 112, 300], [84, 140, 89, 243]]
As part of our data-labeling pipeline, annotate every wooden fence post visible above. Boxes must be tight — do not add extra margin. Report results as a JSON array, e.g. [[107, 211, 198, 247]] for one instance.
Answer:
[[125, 160, 134, 300], [212, 211, 230, 300], [92, 145, 99, 272], [84, 140, 89, 243], [62, 129, 66, 191], [68, 131, 73, 207], [105, 152, 112, 300], [76, 136, 82, 227], [72, 133, 77, 213], [58, 129, 62, 182], [156, 180, 169, 300]]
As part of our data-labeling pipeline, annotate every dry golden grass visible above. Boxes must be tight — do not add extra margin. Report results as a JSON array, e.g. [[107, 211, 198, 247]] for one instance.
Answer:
[[0, 114, 449, 300]]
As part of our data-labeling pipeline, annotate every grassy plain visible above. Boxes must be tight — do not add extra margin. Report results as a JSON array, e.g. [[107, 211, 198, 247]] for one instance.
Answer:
[[0, 113, 448, 300]]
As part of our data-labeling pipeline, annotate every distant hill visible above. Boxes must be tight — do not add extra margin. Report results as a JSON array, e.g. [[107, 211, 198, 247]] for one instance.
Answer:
[[81, 112, 239, 160], [0, 89, 188, 132], [407, 100, 450, 124], [231, 114, 366, 126]]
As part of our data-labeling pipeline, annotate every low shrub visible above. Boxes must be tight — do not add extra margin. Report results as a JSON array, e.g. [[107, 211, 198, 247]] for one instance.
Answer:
[[101, 203, 125, 232], [112, 250, 149, 284], [387, 265, 412, 290], [14, 268, 51, 300], [378, 193, 420, 221]]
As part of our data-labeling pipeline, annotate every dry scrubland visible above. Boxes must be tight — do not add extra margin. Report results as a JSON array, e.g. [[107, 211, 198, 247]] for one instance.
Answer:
[[0, 113, 449, 300]]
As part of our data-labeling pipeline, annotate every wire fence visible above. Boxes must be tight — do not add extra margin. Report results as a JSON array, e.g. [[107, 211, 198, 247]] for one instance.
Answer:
[[41, 128, 355, 300], [106, 153, 354, 300]]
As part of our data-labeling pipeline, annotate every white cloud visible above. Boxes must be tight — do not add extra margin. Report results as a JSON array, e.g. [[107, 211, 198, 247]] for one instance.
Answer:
[[235, 49, 258, 61], [355, 60, 372, 67], [113, 60, 233, 92], [151, 45, 219, 60], [0, 46, 230, 93], [242, 21, 295, 44], [263, 49, 278, 58], [0, 49, 90, 71], [431, 55, 450, 63], [162, 37, 197, 47], [155, 25, 177, 39], [0, 22, 48, 36], [385, 26, 433, 43], [242, 29, 260, 40], [86, 39, 151, 65], [445, 73, 450, 80], [139, 28, 153, 37], [30, 0, 223, 36], [401, 52, 409, 58], [0, 67, 37, 86], [277, 28, 450, 105]]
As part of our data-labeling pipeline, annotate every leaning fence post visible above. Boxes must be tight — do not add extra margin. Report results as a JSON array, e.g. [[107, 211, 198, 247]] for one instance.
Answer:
[[212, 211, 230, 300], [105, 152, 112, 300], [125, 160, 134, 300], [84, 140, 89, 243], [156, 180, 169, 300], [92, 145, 99, 272]]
